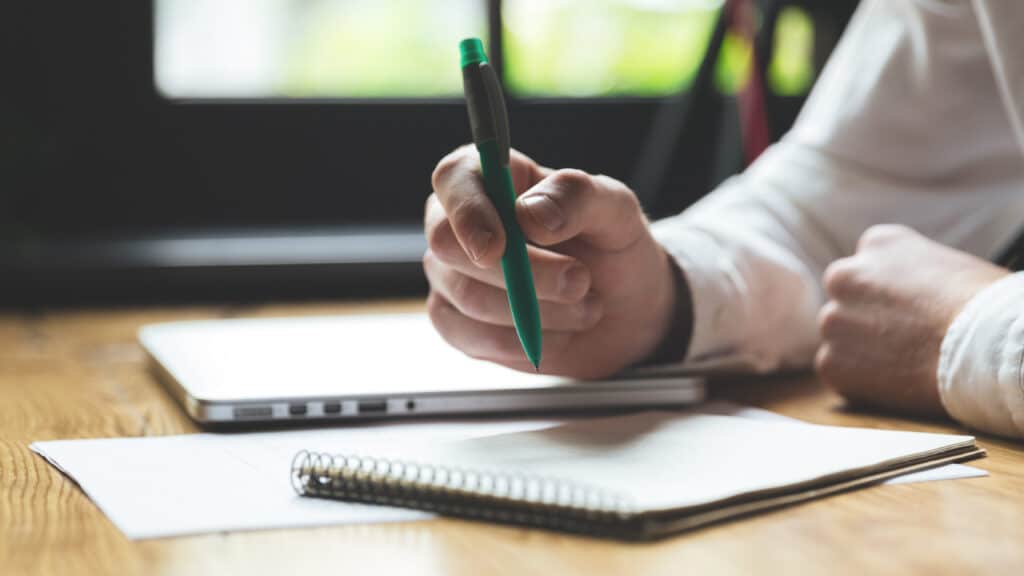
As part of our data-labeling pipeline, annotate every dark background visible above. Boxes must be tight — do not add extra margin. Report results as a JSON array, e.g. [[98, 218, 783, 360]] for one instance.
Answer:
[[0, 0, 858, 307]]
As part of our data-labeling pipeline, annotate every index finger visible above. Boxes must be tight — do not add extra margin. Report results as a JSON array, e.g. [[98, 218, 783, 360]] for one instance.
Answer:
[[431, 145, 506, 267]]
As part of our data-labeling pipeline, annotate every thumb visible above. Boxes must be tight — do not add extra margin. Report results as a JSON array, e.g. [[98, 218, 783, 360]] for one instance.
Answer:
[[515, 169, 646, 251]]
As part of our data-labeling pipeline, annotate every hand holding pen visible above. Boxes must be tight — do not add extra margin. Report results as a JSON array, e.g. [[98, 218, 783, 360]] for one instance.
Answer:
[[422, 40, 685, 378]]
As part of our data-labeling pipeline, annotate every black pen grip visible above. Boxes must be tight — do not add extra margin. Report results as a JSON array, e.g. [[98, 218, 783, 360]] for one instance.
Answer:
[[462, 63, 497, 144]]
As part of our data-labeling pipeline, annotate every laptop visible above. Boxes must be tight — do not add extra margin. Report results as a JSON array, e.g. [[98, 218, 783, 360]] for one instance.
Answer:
[[139, 313, 704, 425]]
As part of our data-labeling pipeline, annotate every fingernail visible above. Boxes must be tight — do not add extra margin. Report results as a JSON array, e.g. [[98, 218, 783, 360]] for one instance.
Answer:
[[467, 229, 493, 262], [521, 194, 565, 232], [560, 264, 590, 299]]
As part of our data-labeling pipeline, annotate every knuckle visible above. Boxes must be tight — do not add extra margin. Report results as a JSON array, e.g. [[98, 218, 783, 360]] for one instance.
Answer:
[[815, 345, 857, 398], [461, 327, 507, 362], [813, 345, 836, 379], [816, 300, 841, 337], [476, 330, 503, 356], [448, 272, 484, 316], [425, 217, 459, 258], [422, 250, 447, 284], [857, 224, 909, 252], [595, 175, 639, 208], [421, 249, 435, 273], [461, 290, 490, 321], [822, 259, 857, 297], [423, 193, 441, 229], [431, 154, 460, 192], [610, 182, 641, 215], [431, 147, 475, 192], [548, 169, 592, 200], [426, 291, 447, 323]]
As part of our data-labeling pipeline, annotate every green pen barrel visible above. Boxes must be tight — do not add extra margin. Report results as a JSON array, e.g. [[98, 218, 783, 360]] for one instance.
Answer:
[[476, 139, 543, 368]]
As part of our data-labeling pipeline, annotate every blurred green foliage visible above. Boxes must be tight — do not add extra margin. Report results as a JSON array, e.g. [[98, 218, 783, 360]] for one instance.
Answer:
[[283, 0, 486, 97], [503, 1, 718, 97], [505, 0, 814, 97], [768, 6, 814, 95], [277, 0, 814, 98]]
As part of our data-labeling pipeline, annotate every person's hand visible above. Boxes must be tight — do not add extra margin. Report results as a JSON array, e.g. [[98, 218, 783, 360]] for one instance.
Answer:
[[816, 225, 1009, 416], [424, 145, 678, 378]]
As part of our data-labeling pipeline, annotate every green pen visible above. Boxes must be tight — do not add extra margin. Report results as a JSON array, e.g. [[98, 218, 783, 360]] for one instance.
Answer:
[[459, 37, 542, 370]]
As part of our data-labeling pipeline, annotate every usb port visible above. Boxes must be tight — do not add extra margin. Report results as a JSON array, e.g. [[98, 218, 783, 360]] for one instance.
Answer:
[[357, 399, 388, 414], [234, 405, 273, 419], [323, 401, 342, 414], [288, 403, 308, 416]]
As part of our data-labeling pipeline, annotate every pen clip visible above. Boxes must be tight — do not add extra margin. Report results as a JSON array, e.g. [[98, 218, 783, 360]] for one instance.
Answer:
[[479, 62, 511, 166]]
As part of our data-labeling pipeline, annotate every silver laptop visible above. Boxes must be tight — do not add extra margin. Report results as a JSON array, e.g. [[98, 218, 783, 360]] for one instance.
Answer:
[[139, 313, 704, 425]]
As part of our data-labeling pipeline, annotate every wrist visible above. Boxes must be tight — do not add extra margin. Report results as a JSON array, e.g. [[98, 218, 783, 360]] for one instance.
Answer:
[[639, 253, 694, 366]]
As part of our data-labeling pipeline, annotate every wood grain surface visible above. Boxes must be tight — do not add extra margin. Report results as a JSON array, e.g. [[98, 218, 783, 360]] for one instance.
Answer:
[[1, 300, 1021, 575]]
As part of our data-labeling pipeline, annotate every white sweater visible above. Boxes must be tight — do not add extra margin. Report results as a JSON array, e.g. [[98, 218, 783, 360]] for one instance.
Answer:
[[651, 0, 1024, 438]]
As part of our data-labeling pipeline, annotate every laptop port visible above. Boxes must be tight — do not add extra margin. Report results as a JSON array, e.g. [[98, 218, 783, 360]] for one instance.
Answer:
[[323, 401, 342, 414], [357, 399, 387, 414], [234, 405, 273, 419]]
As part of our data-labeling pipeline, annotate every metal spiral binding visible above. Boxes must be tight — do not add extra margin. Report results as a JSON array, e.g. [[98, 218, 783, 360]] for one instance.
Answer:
[[291, 450, 640, 538]]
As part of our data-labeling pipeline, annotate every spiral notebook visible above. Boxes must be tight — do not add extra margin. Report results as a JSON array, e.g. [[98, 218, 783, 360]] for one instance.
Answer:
[[292, 412, 983, 540]]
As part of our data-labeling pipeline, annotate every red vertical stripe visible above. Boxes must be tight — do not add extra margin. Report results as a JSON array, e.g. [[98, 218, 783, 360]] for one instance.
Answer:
[[727, 0, 771, 165]]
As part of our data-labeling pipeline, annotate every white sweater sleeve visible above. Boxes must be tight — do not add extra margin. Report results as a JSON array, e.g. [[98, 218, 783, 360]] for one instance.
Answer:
[[939, 274, 1024, 438], [649, 0, 1024, 435]]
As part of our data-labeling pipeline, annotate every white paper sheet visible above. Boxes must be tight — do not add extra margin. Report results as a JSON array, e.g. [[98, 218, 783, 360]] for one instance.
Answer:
[[31, 404, 986, 540], [31, 420, 558, 539], [698, 402, 988, 485]]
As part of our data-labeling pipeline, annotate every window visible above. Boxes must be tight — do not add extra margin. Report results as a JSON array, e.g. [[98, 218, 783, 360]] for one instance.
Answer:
[[155, 0, 815, 100], [502, 0, 719, 97], [155, 0, 487, 98], [5, 0, 844, 304]]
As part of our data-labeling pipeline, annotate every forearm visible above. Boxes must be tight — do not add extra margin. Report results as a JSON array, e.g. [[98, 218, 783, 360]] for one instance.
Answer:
[[642, 0, 1024, 374], [650, 145, 831, 371], [648, 136, 1021, 374]]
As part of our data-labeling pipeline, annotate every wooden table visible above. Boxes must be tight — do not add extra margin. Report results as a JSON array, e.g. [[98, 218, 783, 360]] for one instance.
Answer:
[[2, 300, 1022, 575]]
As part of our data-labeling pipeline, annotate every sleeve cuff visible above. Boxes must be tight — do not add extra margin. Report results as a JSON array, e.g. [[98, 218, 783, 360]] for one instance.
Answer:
[[649, 215, 819, 372], [938, 272, 1024, 438], [650, 217, 729, 366]]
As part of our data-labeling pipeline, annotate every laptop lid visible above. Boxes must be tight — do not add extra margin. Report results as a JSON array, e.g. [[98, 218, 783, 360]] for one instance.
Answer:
[[139, 313, 704, 424]]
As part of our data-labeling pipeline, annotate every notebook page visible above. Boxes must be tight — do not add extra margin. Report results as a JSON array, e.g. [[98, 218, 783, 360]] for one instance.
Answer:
[[30, 419, 559, 539], [391, 412, 975, 512]]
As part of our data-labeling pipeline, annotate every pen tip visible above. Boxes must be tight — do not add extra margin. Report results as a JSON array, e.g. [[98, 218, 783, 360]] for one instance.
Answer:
[[523, 340, 541, 372]]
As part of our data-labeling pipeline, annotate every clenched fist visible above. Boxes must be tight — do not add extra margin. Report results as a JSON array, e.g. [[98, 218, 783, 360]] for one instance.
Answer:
[[423, 145, 680, 378], [816, 225, 1009, 416]]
